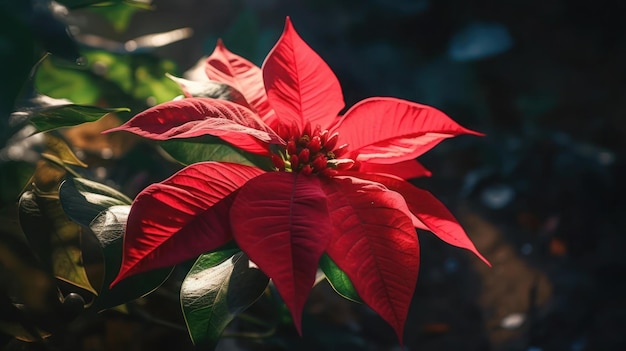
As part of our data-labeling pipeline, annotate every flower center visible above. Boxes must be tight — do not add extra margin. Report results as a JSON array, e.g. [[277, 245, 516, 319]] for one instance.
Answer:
[[271, 122, 353, 176]]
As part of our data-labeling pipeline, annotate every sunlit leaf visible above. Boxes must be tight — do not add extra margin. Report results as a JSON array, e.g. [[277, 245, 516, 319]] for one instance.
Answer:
[[335, 97, 483, 164], [105, 98, 282, 155], [12, 94, 129, 133], [34, 58, 104, 106], [88, 2, 151, 33], [89, 205, 172, 311], [231, 172, 332, 333], [321, 176, 419, 344], [111, 162, 264, 286], [263, 17, 344, 131], [59, 177, 132, 228], [318, 254, 361, 303], [34, 50, 180, 109], [181, 251, 268, 347], [82, 50, 180, 104], [18, 191, 97, 295]]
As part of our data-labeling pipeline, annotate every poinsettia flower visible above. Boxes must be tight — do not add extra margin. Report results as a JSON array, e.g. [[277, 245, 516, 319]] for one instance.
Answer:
[[107, 17, 489, 344]]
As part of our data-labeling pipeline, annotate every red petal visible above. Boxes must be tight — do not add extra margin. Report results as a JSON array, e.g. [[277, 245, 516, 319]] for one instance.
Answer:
[[104, 98, 283, 155], [334, 97, 483, 164], [262, 17, 344, 131], [231, 172, 331, 334], [349, 172, 490, 266], [206, 39, 276, 125], [111, 162, 264, 286], [321, 176, 419, 344], [357, 159, 432, 179]]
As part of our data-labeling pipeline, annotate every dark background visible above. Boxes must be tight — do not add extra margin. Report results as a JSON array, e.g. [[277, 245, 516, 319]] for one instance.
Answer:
[[4, 0, 626, 350]]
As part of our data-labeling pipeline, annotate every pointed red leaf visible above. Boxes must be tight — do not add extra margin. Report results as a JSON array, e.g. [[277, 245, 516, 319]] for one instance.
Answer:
[[321, 176, 419, 343], [357, 159, 432, 179], [206, 39, 276, 125], [349, 172, 490, 266], [230, 172, 331, 333], [334, 97, 483, 164], [104, 98, 283, 155], [111, 162, 264, 286], [262, 17, 344, 131]]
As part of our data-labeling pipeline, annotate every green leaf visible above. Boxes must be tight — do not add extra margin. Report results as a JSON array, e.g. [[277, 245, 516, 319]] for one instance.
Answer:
[[88, 2, 151, 33], [34, 49, 180, 112], [319, 254, 361, 303], [13, 94, 129, 133], [160, 136, 273, 169], [88, 205, 172, 311], [56, 0, 152, 10], [55, 0, 112, 9], [181, 251, 268, 348], [80, 50, 179, 103], [18, 191, 97, 296], [34, 58, 104, 106], [59, 177, 132, 228], [0, 206, 59, 326]]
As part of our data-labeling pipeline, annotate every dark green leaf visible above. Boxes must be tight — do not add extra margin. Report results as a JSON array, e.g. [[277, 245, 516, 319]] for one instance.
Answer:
[[59, 177, 132, 228], [31, 3, 80, 62], [18, 191, 97, 295], [319, 254, 361, 303], [0, 205, 59, 322], [160, 136, 273, 169], [89, 205, 172, 311], [181, 251, 268, 348]]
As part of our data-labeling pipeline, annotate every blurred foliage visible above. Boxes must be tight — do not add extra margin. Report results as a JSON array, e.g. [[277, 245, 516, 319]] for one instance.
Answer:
[[0, 0, 187, 348]]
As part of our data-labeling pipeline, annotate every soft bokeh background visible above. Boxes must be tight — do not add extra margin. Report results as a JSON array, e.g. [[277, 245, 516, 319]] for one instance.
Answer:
[[2, 0, 625, 350]]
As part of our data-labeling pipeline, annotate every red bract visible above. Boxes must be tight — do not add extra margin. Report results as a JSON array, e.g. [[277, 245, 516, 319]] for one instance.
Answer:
[[108, 17, 490, 344]]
